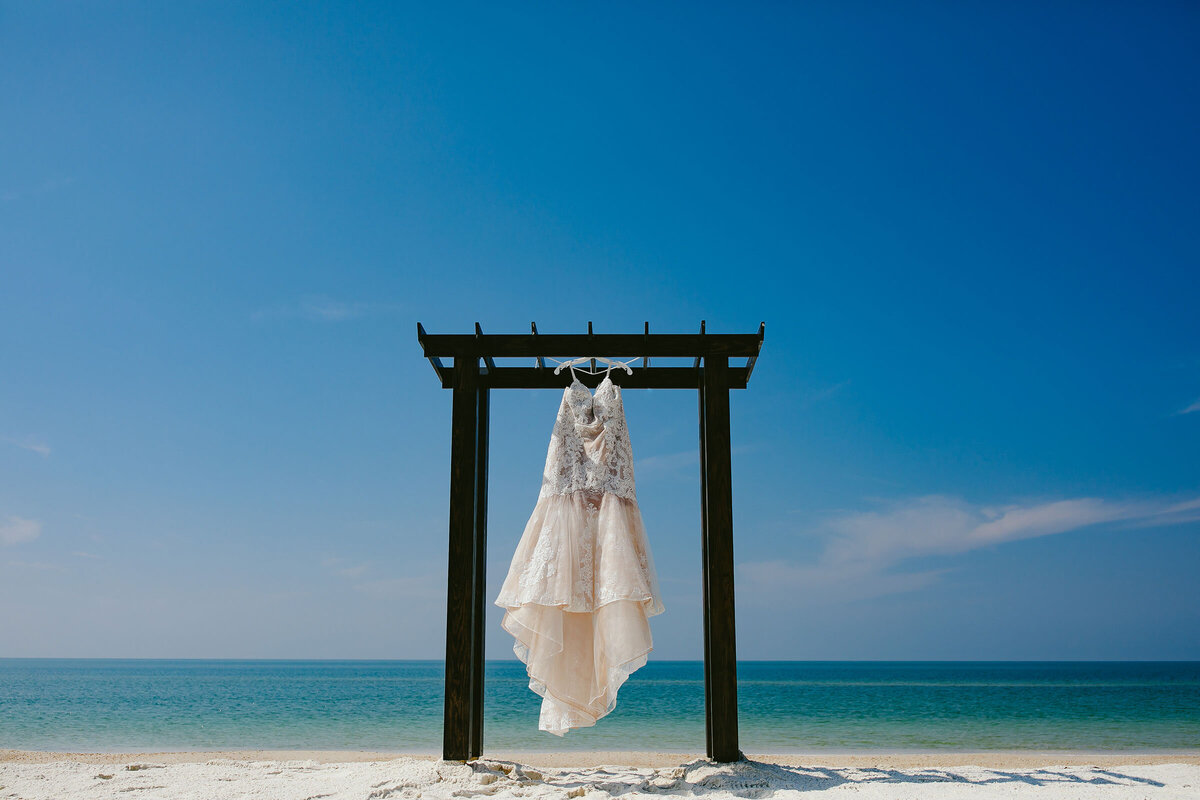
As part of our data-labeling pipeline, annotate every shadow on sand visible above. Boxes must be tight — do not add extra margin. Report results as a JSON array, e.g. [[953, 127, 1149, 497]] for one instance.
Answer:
[[472, 757, 1166, 797]]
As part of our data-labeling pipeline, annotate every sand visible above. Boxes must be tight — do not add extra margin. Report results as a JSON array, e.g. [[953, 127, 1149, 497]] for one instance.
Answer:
[[1, 750, 1198, 799]]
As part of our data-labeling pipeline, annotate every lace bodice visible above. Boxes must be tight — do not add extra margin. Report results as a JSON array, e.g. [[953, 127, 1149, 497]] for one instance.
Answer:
[[538, 370, 637, 502]]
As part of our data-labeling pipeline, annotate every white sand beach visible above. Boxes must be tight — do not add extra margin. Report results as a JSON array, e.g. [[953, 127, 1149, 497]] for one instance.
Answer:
[[2, 750, 1198, 800]]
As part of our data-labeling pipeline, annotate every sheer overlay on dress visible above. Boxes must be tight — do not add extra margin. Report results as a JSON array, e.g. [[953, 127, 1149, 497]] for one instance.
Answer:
[[495, 364, 665, 735]]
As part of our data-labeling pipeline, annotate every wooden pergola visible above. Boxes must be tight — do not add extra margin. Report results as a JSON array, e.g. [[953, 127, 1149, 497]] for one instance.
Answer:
[[417, 321, 765, 764]]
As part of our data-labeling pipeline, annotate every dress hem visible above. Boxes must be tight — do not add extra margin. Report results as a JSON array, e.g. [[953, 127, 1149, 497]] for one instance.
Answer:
[[500, 602, 655, 736]]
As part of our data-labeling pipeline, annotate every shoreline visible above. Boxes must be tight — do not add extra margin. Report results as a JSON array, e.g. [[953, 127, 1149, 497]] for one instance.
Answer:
[[4, 748, 1200, 768]]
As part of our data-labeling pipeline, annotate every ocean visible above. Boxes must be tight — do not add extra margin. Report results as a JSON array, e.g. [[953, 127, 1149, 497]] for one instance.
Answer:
[[1, 660, 1197, 753]]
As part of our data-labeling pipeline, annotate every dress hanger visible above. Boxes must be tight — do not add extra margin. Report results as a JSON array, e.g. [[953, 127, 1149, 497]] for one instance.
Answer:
[[552, 356, 636, 375]]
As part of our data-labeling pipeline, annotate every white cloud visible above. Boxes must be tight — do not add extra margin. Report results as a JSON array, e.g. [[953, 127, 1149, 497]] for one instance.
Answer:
[[739, 558, 946, 606], [635, 449, 698, 478], [352, 573, 441, 601], [822, 495, 1149, 567], [321, 555, 370, 579], [741, 493, 1200, 607], [297, 297, 366, 321], [3, 436, 50, 457], [0, 516, 42, 546], [1, 176, 74, 203], [5, 559, 66, 572], [252, 295, 402, 323], [1179, 398, 1200, 415], [1162, 497, 1200, 514], [799, 379, 850, 408], [635, 443, 760, 480]]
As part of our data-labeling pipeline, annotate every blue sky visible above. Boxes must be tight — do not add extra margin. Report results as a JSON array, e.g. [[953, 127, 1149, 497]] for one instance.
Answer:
[[2, 2, 1198, 660]]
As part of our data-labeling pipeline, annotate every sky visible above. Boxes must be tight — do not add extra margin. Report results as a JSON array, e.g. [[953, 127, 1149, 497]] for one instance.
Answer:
[[2, 1, 1198, 661]]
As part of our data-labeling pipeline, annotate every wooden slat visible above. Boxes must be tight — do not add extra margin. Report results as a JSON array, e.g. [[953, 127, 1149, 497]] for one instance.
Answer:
[[469, 383, 490, 759], [418, 323, 448, 382], [476, 323, 495, 373], [418, 332, 762, 359], [531, 322, 545, 370], [693, 320, 705, 369], [703, 356, 741, 763], [744, 322, 765, 381], [443, 357, 479, 761], [643, 322, 650, 368], [588, 321, 596, 373]]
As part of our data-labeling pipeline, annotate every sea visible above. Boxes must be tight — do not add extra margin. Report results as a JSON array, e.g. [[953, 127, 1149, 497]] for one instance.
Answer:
[[1, 660, 1198, 753]]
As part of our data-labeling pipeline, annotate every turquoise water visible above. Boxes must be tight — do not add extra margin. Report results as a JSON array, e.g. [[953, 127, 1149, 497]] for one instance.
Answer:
[[1, 660, 1198, 753]]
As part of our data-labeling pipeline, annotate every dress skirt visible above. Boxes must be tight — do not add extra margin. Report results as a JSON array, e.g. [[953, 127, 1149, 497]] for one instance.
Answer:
[[494, 488, 665, 735]]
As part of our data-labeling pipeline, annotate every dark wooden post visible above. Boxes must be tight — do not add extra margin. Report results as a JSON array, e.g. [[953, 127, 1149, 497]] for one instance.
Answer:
[[444, 355, 479, 761], [698, 370, 714, 759], [469, 382, 490, 759], [702, 355, 741, 762]]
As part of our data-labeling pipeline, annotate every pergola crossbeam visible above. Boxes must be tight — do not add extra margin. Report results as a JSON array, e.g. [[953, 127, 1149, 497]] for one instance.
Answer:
[[430, 366, 752, 390], [419, 332, 762, 359]]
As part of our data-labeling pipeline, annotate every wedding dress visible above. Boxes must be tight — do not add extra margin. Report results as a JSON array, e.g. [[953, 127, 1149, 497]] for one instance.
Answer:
[[495, 363, 665, 735]]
